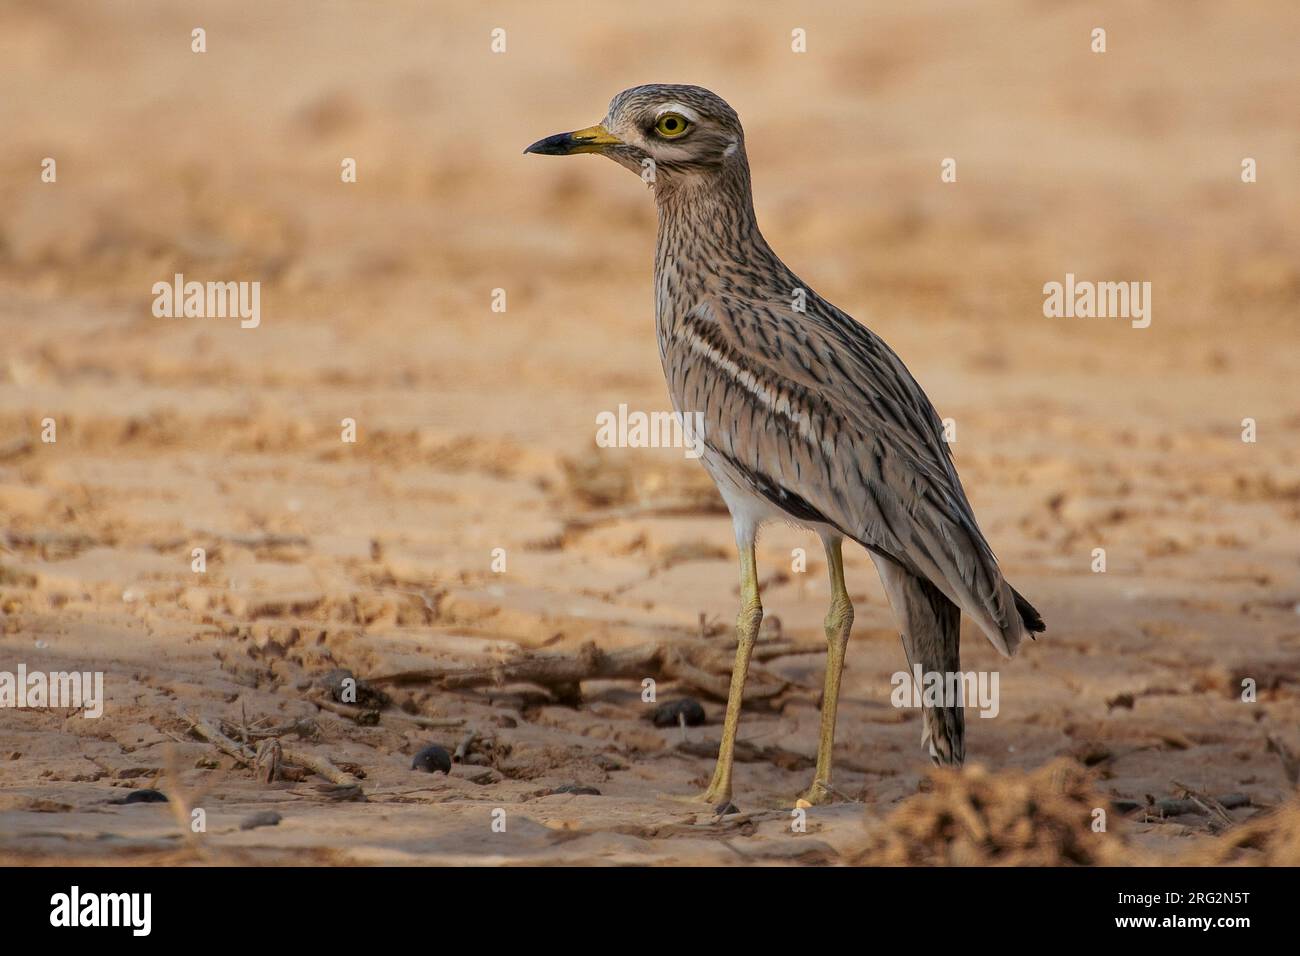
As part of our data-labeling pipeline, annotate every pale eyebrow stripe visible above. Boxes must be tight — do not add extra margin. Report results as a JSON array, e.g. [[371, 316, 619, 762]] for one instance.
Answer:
[[655, 102, 701, 123]]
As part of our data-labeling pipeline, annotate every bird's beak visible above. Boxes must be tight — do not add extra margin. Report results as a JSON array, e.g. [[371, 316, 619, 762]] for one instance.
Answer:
[[524, 124, 623, 156]]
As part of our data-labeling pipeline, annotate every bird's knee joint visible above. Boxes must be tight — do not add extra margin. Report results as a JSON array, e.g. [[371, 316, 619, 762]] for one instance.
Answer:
[[737, 602, 763, 640], [823, 599, 853, 643]]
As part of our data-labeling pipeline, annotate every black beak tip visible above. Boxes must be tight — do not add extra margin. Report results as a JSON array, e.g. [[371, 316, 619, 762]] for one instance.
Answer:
[[524, 132, 574, 156]]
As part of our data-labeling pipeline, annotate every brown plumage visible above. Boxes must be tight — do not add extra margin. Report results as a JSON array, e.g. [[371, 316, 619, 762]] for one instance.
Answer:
[[528, 84, 1044, 808]]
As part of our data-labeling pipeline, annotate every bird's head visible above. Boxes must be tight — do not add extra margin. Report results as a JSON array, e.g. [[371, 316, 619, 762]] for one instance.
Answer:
[[525, 84, 746, 187]]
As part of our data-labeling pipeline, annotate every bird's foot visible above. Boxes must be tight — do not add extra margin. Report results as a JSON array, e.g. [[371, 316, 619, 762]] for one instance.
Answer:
[[795, 780, 835, 807], [662, 787, 734, 814]]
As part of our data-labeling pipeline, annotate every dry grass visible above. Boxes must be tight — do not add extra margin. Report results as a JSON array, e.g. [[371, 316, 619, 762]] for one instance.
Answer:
[[853, 760, 1133, 866]]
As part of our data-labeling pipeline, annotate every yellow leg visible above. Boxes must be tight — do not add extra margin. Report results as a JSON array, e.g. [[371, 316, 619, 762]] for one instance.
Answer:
[[799, 536, 853, 806], [698, 539, 762, 809]]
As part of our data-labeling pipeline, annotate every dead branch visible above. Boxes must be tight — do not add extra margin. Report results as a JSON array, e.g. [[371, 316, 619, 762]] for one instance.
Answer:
[[280, 746, 355, 786], [453, 731, 478, 763], [180, 707, 357, 786], [219, 716, 318, 742], [312, 695, 380, 724], [309, 693, 464, 730], [385, 711, 465, 730], [1127, 792, 1252, 819], [255, 739, 282, 784], [366, 639, 805, 703], [179, 708, 255, 766], [1172, 780, 1238, 828]]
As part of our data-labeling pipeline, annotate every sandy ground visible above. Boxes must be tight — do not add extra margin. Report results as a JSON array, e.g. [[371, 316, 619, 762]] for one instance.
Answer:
[[1, 0, 1298, 865]]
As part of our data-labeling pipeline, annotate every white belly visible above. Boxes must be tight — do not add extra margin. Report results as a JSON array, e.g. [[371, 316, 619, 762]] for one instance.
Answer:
[[697, 443, 839, 546]]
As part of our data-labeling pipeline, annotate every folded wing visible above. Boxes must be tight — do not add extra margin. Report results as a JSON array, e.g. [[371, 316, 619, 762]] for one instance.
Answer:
[[663, 291, 1041, 656]]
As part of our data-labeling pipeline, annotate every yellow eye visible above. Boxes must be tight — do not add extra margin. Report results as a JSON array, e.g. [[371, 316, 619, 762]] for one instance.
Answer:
[[654, 113, 690, 138]]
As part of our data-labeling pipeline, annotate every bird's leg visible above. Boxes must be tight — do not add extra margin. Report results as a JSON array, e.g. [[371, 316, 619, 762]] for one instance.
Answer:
[[697, 538, 762, 809], [799, 535, 853, 806]]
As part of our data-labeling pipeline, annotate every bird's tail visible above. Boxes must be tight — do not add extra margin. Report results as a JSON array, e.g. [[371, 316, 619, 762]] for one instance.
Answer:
[[961, 576, 1045, 659], [918, 587, 965, 767], [1012, 586, 1046, 636], [873, 557, 965, 766]]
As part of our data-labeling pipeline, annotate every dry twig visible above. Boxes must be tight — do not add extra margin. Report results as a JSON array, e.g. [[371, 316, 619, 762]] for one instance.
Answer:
[[180, 707, 358, 787], [368, 639, 804, 703]]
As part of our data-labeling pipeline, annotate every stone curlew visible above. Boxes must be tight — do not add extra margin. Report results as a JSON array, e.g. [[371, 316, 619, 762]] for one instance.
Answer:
[[526, 84, 1044, 810]]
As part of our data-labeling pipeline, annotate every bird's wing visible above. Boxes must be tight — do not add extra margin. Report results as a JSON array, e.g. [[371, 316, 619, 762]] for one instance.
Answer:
[[664, 291, 1033, 656]]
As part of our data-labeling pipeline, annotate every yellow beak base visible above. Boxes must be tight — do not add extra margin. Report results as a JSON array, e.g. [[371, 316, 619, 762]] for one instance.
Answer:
[[524, 124, 623, 155]]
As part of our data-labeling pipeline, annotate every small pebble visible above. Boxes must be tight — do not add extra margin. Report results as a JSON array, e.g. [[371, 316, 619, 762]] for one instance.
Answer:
[[319, 668, 388, 708], [314, 784, 365, 802], [240, 811, 283, 831], [552, 783, 601, 796], [321, 669, 349, 695], [122, 789, 168, 804], [652, 698, 706, 728], [411, 744, 452, 774]]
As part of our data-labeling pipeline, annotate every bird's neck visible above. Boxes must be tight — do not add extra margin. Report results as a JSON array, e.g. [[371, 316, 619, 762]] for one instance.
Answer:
[[653, 162, 772, 285]]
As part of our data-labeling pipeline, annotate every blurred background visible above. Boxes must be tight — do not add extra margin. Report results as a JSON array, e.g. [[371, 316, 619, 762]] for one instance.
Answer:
[[0, 0, 1298, 864]]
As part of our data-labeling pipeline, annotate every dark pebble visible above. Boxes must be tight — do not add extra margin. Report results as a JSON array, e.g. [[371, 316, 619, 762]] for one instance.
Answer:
[[320, 668, 389, 708], [240, 811, 283, 831], [321, 668, 354, 700], [411, 744, 452, 774], [122, 789, 168, 804], [652, 698, 706, 728]]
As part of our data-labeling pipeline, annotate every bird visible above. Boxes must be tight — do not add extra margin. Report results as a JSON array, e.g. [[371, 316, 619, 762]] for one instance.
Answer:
[[526, 84, 1044, 811]]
